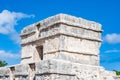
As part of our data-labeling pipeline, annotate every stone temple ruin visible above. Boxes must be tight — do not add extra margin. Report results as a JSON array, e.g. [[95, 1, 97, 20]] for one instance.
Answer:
[[0, 14, 120, 80]]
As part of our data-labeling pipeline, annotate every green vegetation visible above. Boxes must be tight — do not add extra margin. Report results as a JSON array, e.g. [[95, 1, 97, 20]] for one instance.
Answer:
[[0, 60, 7, 67], [113, 70, 120, 76]]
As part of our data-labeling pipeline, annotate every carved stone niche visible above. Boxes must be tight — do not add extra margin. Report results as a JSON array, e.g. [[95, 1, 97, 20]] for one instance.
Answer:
[[29, 63, 35, 80], [10, 66, 15, 80], [36, 45, 43, 60]]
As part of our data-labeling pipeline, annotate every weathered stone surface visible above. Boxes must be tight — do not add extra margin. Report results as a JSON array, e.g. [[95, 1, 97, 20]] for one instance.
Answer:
[[0, 67, 10, 80], [15, 64, 29, 76], [14, 64, 29, 80], [0, 14, 119, 80], [35, 59, 119, 80], [20, 14, 102, 66], [35, 59, 99, 80]]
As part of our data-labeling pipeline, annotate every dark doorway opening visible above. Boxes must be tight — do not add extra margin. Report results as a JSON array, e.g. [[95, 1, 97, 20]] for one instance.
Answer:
[[36, 46, 43, 60]]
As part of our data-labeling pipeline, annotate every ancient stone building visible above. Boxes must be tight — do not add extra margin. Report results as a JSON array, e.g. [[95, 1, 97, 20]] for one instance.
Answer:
[[0, 14, 119, 80]]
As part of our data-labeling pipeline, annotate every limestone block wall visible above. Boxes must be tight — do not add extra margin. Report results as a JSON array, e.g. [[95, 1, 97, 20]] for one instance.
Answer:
[[21, 44, 34, 63], [14, 64, 29, 80], [59, 24, 101, 41], [20, 13, 102, 65], [60, 35, 99, 55], [0, 59, 118, 80], [0, 14, 119, 80], [0, 67, 9, 80], [44, 36, 60, 54], [20, 24, 37, 44], [20, 13, 102, 45], [21, 14, 102, 65], [43, 34, 100, 65], [40, 24, 60, 39], [99, 67, 117, 80], [21, 40, 45, 63]]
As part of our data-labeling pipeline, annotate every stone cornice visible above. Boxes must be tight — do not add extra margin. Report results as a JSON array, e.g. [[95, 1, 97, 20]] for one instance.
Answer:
[[21, 13, 102, 35], [21, 33, 102, 45]]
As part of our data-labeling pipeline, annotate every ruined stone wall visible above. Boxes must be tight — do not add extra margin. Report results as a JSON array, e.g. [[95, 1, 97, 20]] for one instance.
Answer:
[[0, 59, 118, 80], [0, 14, 119, 80], [20, 14, 102, 65]]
